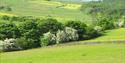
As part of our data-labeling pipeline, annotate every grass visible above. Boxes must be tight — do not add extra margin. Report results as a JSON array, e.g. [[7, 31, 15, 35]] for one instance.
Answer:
[[0, 44, 125, 63], [85, 28, 125, 42], [29, 0, 81, 10], [0, 0, 89, 22], [0, 12, 17, 16], [0, 28, 124, 63], [0, 1, 124, 63]]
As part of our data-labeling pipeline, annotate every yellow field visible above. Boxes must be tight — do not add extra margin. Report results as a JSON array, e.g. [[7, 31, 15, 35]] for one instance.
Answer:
[[0, 12, 17, 16], [29, 0, 81, 10]]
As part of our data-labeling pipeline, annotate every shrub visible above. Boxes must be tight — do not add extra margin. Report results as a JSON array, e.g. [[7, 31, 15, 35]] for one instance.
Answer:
[[0, 40, 4, 52], [118, 21, 125, 28], [40, 37, 49, 46], [6, 6, 12, 11], [38, 18, 64, 34], [56, 27, 79, 43], [65, 21, 87, 40], [118, 16, 125, 27], [19, 20, 41, 48], [10, 16, 19, 21], [97, 17, 115, 30], [45, 0, 51, 1], [40, 32, 56, 46], [16, 37, 37, 49], [19, 20, 38, 31], [1, 15, 10, 21], [0, 22, 21, 40], [56, 30, 68, 43], [84, 26, 101, 39], [16, 37, 27, 49], [0, 38, 21, 52], [65, 27, 79, 41], [41, 27, 78, 46], [94, 26, 103, 32]]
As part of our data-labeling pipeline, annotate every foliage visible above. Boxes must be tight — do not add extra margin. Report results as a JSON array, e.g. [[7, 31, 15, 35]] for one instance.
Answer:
[[41, 27, 79, 45], [0, 0, 124, 52], [56, 27, 79, 43], [44, 0, 51, 1], [1, 15, 10, 21], [0, 6, 12, 11], [0, 22, 21, 40], [81, 0, 125, 17], [16, 37, 38, 49], [94, 26, 103, 32], [81, 0, 125, 28], [19, 20, 41, 48], [0, 38, 21, 52], [65, 21, 87, 40], [84, 26, 101, 39], [97, 16, 115, 30], [117, 16, 125, 28], [38, 18, 64, 34], [0, 15, 39, 22], [40, 32, 56, 46], [56, 30, 67, 43], [64, 27, 79, 41]]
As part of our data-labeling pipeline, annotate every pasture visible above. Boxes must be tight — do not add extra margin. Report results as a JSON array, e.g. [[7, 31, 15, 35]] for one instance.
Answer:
[[0, 0, 89, 22], [0, 44, 125, 63]]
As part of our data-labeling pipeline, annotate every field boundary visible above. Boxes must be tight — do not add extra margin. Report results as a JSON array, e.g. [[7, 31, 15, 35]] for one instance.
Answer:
[[50, 40, 125, 47]]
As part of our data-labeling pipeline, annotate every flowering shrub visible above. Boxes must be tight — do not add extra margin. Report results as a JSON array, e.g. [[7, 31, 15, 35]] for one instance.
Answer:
[[0, 38, 21, 52], [41, 32, 56, 46], [56, 27, 79, 43], [56, 30, 68, 43], [94, 26, 103, 32], [65, 27, 79, 41]]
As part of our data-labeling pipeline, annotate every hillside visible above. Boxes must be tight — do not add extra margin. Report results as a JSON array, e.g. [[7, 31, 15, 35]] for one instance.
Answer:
[[85, 28, 125, 42], [0, 0, 125, 63], [0, 0, 89, 22], [0, 27, 125, 63], [1, 43, 125, 63]]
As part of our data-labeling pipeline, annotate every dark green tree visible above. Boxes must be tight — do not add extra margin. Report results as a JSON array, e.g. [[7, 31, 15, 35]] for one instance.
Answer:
[[19, 20, 41, 48], [0, 22, 20, 40], [65, 21, 87, 40], [37, 18, 64, 34]]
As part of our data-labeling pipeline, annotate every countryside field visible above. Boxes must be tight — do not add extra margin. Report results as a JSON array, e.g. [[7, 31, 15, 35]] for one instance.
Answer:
[[0, 0, 125, 63], [85, 28, 125, 42], [0, 28, 125, 63], [0, 0, 91, 22], [0, 44, 125, 63]]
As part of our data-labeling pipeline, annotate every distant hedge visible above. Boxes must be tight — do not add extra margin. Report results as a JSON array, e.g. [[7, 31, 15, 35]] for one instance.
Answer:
[[0, 15, 123, 52]]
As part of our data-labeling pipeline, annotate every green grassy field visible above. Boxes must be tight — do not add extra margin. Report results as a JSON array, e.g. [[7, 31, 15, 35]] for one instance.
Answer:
[[0, 0, 125, 63], [0, 0, 91, 22], [0, 44, 125, 63], [57, 28, 125, 45], [84, 28, 125, 42], [0, 28, 125, 63]]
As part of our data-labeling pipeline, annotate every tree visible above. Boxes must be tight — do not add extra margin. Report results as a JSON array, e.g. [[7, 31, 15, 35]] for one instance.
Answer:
[[0, 22, 21, 40], [56, 27, 79, 43], [40, 32, 56, 46], [97, 16, 115, 30], [45, 0, 51, 1], [84, 26, 101, 39], [65, 21, 87, 40], [16, 37, 38, 49], [19, 20, 41, 48], [1, 15, 10, 21], [38, 18, 64, 34]]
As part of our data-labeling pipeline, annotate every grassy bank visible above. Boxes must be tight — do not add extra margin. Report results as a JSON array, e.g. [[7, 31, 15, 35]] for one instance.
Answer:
[[0, 44, 125, 63]]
